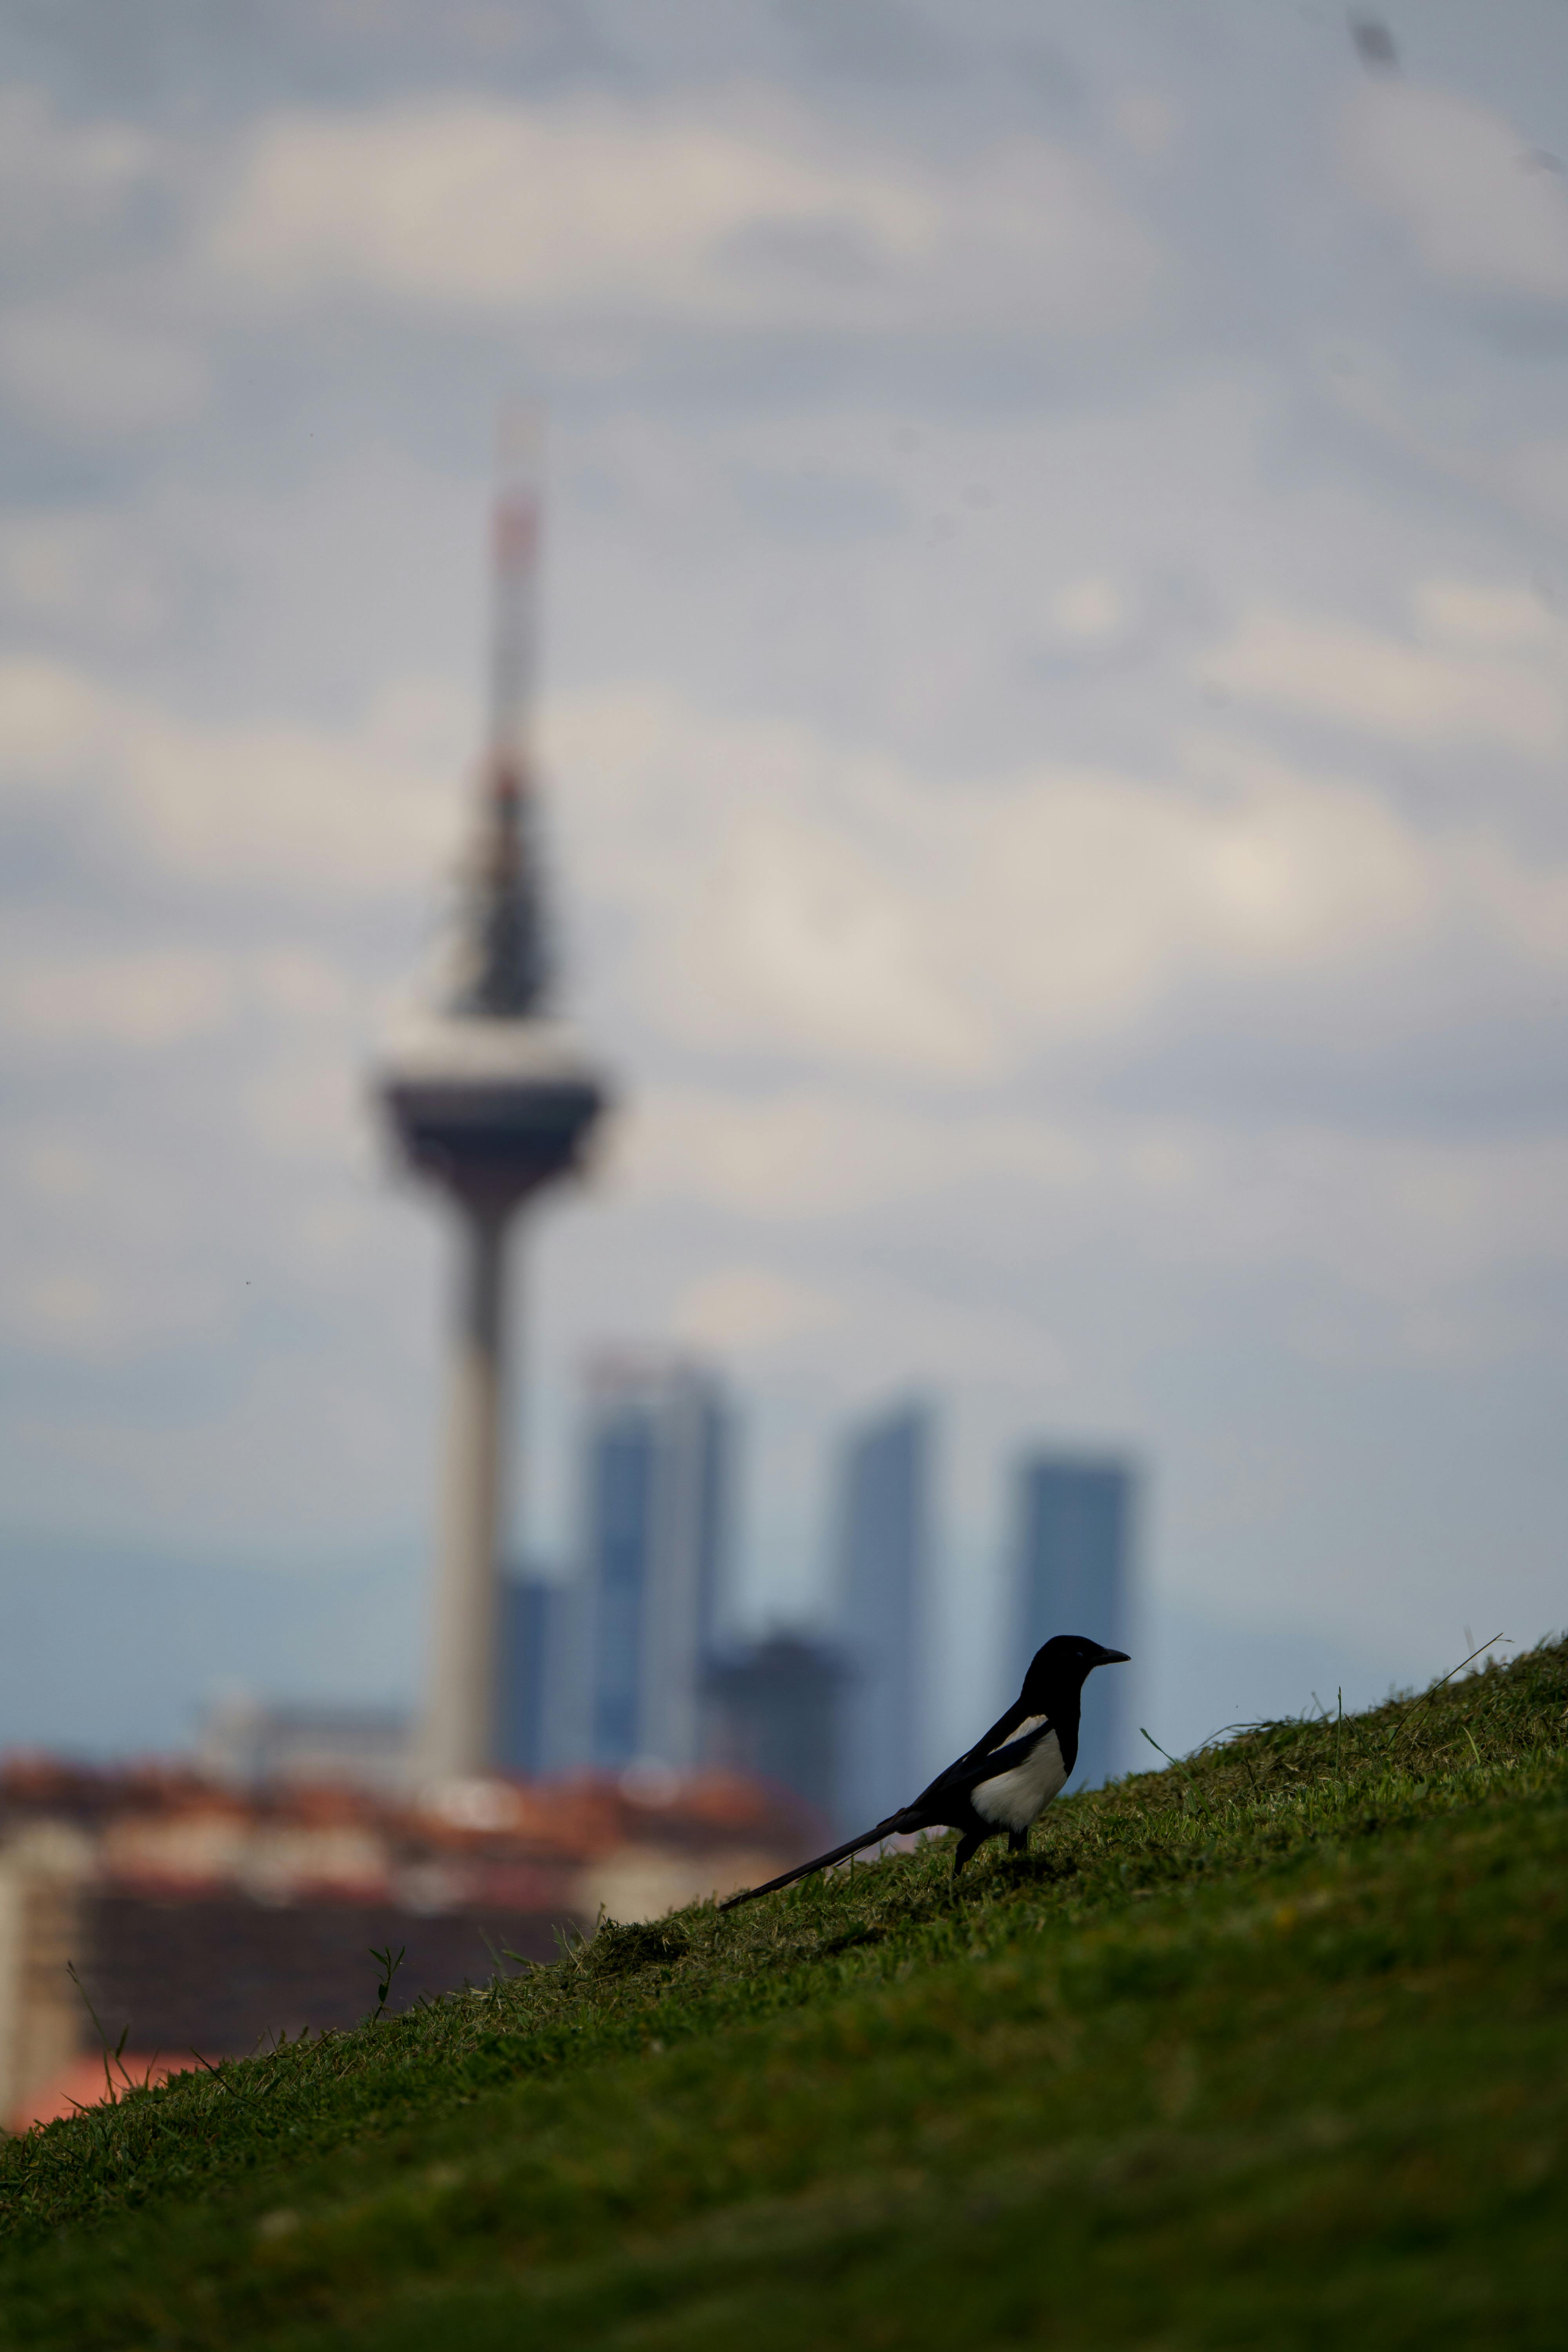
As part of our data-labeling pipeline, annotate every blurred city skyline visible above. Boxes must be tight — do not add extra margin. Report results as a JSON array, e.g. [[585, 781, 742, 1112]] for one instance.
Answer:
[[2, 2, 1566, 1778]]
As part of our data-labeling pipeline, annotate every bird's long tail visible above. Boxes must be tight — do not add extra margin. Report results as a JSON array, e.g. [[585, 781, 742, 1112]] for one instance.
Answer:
[[718, 1813, 914, 1913]]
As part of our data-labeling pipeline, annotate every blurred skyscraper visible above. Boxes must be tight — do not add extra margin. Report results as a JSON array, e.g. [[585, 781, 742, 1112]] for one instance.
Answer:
[[834, 1401, 929, 1831], [1013, 1455, 1135, 1790], [495, 1572, 577, 1778], [702, 1635, 847, 1826], [581, 1360, 729, 1771]]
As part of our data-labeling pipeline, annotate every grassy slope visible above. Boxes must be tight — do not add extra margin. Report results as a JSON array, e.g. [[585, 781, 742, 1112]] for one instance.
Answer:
[[1, 1642, 1565, 2351]]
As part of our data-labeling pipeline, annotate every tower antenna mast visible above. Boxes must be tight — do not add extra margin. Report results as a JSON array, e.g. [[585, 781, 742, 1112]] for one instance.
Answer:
[[457, 402, 550, 1021], [488, 401, 543, 787]]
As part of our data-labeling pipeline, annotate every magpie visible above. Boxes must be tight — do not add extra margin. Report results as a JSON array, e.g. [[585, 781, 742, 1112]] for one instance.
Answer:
[[720, 1633, 1129, 1912]]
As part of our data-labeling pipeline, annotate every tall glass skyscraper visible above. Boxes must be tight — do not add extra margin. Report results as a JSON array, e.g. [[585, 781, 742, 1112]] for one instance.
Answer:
[[835, 1401, 928, 1831], [495, 1571, 575, 1777], [1013, 1454, 1135, 1789], [581, 1360, 729, 1770]]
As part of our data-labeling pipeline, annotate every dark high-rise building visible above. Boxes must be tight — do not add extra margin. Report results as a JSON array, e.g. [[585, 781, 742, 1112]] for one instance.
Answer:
[[702, 1635, 847, 1826], [495, 1572, 576, 1777], [834, 1401, 928, 1831], [1013, 1454, 1135, 1789], [581, 1360, 728, 1770]]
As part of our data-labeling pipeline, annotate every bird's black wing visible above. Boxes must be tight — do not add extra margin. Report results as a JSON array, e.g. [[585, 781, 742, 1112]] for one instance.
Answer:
[[909, 1715, 1062, 1813], [902, 1697, 1035, 1814]]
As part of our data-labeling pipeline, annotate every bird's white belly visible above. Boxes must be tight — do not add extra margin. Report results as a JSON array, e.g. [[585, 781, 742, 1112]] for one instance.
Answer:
[[971, 1722, 1067, 1831]]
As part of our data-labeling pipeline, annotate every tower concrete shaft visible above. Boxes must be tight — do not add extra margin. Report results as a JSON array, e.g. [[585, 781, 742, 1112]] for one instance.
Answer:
[[424, 1201, 512, 1781]]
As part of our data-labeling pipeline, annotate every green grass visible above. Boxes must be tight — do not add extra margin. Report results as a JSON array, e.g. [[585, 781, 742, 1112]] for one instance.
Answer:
[[2, 1638, 1565, 2350]]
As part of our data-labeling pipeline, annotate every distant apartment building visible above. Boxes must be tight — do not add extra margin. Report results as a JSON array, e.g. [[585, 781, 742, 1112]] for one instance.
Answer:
[[834, 1401, 929, 1831], [0, 1756, 811, 2132], [198, 1696, 413, 1796], [580, 1359, 729, 1772], [1013, 1453, 1136, 1789], [702, 1633, 847, 1828]]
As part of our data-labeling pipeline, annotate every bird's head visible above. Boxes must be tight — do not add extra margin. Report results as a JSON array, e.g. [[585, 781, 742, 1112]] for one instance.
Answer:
[[1022, 1633, 1129, 1705]]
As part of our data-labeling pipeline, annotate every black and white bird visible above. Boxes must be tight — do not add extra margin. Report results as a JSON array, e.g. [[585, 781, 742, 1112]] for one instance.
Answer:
[[720, 1632, 1129, 1912]]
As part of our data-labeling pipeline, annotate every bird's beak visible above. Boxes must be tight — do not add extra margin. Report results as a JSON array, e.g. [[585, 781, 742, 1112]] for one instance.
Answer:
[[1098, 1648, 1131, 1664]]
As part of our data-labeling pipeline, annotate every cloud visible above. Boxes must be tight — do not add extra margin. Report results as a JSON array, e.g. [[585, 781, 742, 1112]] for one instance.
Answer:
[[669, 803, 995, 1076], [1202, 604, 1564, 753], [0, 657, 461, 896], [0, 507, 173, 642], [671, 1264, 841, 1351], [614, 1081, 1568, 1373], [551, 682, 1568, 1084], [0, 89, 207, 436], [240, 1048, 370, 1167], [206, 92, 1161, 336], [1344, 80, 1568, 300], [7, 651, 1567, 1102], [0, 87, 160, 254], [619, 1087, 1069, 1221], [1413, 577, 1557, 650], [1047, 576, 1129, 646], [0, 1134, 230, 1363], [0, 303, 209, 434], [1499, 436, 1568, 533], [0, 948, 233, 1048]]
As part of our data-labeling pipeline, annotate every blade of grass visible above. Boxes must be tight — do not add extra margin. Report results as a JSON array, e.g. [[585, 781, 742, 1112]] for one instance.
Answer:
[[1384, 1635, 1507, 1752]]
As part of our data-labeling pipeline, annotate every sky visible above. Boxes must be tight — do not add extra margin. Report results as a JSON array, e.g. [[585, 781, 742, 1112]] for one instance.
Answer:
[[2, 0, 1566, 1774]]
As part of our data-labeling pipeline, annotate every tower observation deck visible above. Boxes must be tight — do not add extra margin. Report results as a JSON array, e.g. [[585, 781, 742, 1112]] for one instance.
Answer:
[[376, 417, 607, 1784]]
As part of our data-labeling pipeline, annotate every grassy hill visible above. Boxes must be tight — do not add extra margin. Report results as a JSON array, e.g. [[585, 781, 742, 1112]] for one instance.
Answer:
[[2, 1638, 1564, 2350]]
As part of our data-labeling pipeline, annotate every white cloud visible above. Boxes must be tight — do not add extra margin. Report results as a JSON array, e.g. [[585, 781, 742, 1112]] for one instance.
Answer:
[[618, 1087, 1072, 1221], [601, 1071, 1568, 1392], [1499, 436, 1568, 532], [0, 657, 461, 895], [6, 655, 1566, 1095], [0, 655, 109, 783], [206, 93, 1160, 336], [0, 87, 160, 252], [0, 1218, 227, 1364], [670, 804, 994, 1076], [966, 753, 1435, 1034], [240, 1051, 371, 1167], [0, 948, 233, 1048], [1413, 577, 1556, 650], [671, 1264, 841, 1352], [0, 90, 209, 437], [9, 1269, 122, 1351], [0, 304, 209, 434], [1203, 606, 1563, 753], [1048, 576, 1127, 644], [0, 508, 172, 641], [621, 1083, 1568, 1360], [12, 1135, 96, 1203], [1344, 80, 1568, 300], [552, 684, 1568, 1082]]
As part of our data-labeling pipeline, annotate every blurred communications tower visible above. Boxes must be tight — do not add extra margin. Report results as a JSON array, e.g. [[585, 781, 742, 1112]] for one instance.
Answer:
[[377, 411, 607, 1783]]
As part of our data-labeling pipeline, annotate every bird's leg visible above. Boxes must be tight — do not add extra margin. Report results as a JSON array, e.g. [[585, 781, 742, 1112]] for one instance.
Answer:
[[952, 1830, 985, 1875], [1007, 1829, 1029, 1857]]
